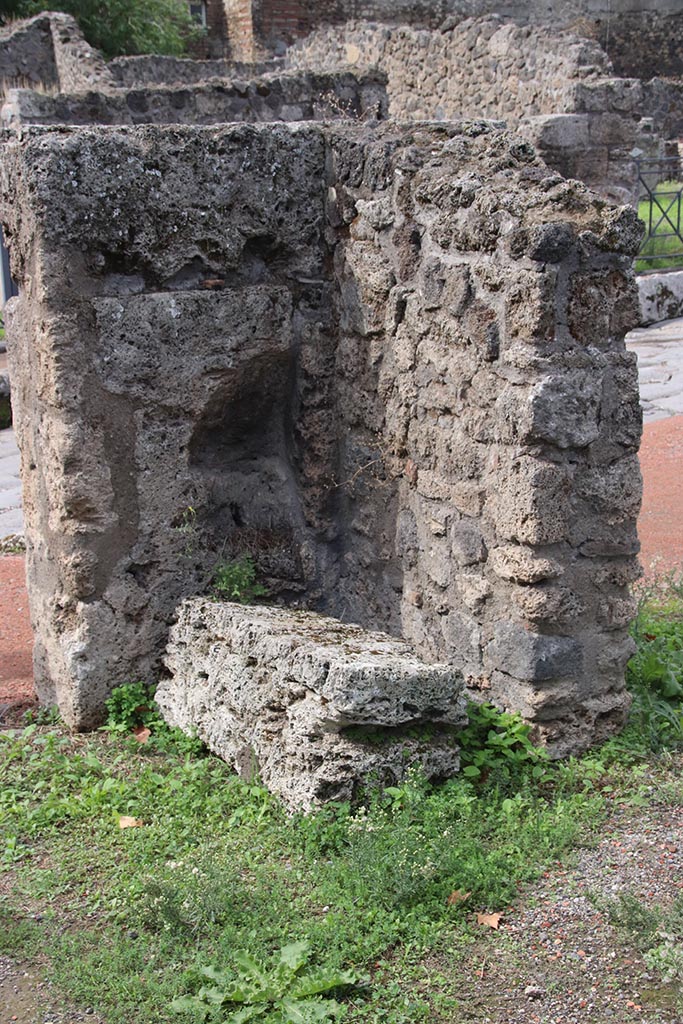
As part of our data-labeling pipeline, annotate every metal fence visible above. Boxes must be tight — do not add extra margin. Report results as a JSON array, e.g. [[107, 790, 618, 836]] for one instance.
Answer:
[[0, 225, 16, 307], [637, 155, 683, 267]]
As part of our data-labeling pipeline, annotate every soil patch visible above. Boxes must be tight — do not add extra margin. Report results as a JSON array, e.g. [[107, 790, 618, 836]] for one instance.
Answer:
[[0, 554, 35, 720], [639, 415, 683, 574]]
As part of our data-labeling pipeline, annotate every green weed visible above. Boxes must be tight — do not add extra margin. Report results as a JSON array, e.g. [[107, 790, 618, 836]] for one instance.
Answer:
[[172, 940, 358, 1022], [622, 578, 683, 753], [211, 555, 268, 604], [457, 701, 552, 788], [104, 681, 205, 755], [1, 577, 682, 1022], [599, 892, 683, 985], [0, 720, 604, 1023]]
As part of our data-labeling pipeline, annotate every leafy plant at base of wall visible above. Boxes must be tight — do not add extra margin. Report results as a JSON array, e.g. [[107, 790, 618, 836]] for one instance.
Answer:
[[457, 701, 552, 786], [171, 940, 358, 1022], [625, 578, 683, 751], [103, 682, 204, 755], [104, 681, 158, 735], [211, 555, 268, 605]]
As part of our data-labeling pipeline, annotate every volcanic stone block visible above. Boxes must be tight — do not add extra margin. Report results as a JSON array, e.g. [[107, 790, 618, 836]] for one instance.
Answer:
[[157, 599, 466, 809]]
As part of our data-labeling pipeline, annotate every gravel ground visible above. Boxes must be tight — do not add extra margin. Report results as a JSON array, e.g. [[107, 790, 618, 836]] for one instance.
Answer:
[[439, 783, 683, 1023], [0, 956, 103, 1024]]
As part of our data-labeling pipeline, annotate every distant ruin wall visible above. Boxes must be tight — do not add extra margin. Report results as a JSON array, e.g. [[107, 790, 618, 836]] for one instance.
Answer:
[[286, 19, 652, 203], [0, 13, 115, 92], [287, 19, 610, 122], [0, 14, 58, 88], [1, 71, 388, 128], [0, 120, 643, 756], [232, 0, 683, 79], [642, 78, 683, 140]]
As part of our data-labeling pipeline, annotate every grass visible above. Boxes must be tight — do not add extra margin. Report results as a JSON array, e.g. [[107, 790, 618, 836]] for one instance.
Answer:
[[636, 180, 683, 272], [1, 578, 682, 1022]]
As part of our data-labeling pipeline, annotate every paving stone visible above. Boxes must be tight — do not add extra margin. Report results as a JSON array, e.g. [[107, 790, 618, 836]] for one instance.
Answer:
[[626, 315, 683, 422], [0, 427, 23, 539]]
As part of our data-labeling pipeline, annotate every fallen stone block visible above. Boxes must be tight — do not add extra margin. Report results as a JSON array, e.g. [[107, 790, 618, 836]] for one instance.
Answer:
[[157, 599, 466, 809], [637, 269, 683, 326]]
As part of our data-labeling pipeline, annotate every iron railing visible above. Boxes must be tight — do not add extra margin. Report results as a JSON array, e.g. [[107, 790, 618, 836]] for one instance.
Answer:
[[637, 155, 683, 266], [0, 225, 15, 306]]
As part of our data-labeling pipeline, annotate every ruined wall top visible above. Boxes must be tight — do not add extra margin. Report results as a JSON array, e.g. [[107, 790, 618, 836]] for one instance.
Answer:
[[287, 17, 612, 123], [0, 12, 115, 92], [236, 0, 683, 78]]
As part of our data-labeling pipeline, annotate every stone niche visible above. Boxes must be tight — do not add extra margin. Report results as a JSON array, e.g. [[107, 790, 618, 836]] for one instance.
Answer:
[[0, 119, 643, 773]]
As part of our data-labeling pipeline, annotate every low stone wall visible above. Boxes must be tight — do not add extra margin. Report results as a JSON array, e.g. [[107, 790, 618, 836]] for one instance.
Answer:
[[108, 54, 284, 88], [1, 70, 388, 128], [158, 600, 466, 807], [0, 119, 643, 757]]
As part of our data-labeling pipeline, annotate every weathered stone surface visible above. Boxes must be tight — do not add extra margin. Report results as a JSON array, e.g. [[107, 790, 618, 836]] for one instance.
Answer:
[[288, 18, 609, 123], [487, 622, 583, 682], [638, 270, 683, 327], [158, 599, 466, 808], [1, 69, 388, 129], [0, 370, 10, 429]]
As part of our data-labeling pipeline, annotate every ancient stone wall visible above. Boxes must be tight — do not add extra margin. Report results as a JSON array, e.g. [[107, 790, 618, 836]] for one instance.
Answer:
[[1, 70, 387, 128], [642, 78, 683, 140], [0, 13, 115, 93], [188, 0, 230, 59], [0, 14, 58, 89], [0, 120, 643, 756], [224, 0, 258, 60], [287, 18, 655, 203]]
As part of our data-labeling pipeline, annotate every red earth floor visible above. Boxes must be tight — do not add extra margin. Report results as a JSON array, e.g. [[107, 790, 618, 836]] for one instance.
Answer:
[[0, 553, 35, 709], [1, 416, 682, 708], [638, 414, 683, 576]]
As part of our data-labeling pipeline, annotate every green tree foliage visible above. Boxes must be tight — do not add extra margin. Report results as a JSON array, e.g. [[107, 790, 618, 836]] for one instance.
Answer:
[[0, 0, 200, 59]]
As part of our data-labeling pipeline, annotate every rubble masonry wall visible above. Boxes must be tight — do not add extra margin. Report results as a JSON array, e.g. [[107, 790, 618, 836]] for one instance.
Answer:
[[234, 0, 683, 79], [287, 18, 674, 203], [0, 120, 643, 756], [0, 13, 115, 93], [1, 70, 387, 128]]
